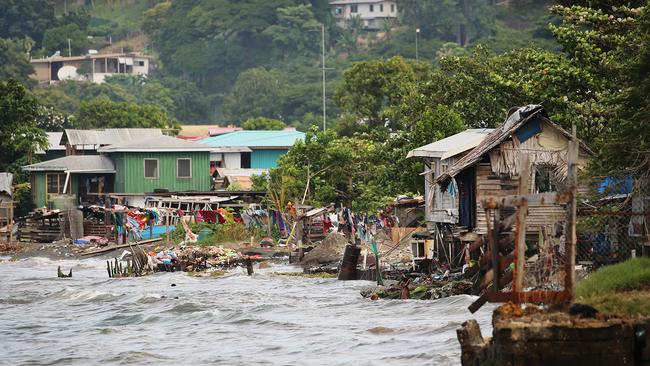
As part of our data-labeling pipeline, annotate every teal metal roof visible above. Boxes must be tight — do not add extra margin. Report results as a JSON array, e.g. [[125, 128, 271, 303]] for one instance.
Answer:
[[198, 130, 305, 148]]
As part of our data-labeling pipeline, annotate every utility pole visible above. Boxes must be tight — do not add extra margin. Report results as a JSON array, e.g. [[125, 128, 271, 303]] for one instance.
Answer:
[[321, 24, 327, 131], [68, 38, 71, 57], [415, 28, 420, 61]]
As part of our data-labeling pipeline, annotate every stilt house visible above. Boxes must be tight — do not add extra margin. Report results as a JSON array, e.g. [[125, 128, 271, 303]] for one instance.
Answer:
[[434, 105, 593, 241]]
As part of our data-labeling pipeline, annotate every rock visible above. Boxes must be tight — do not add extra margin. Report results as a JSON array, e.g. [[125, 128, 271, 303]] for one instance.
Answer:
[[301, 232, 349, 265]]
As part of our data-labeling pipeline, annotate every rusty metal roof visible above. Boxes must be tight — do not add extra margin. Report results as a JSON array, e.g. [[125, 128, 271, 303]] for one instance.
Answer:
[[436, 105, 593, 184]]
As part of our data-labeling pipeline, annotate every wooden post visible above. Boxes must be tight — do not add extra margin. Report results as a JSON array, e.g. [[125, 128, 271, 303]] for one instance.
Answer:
[[8, 202, 14, 243], [165, 210, 169, 245], [513, 155, 530, 292], [491, 209, 500, 294], [149, 219, 153, 240], [565, 125, 578, 301]]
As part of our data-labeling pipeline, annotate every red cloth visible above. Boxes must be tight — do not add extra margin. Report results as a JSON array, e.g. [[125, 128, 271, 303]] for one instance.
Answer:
[[198, 210, 217, 224]]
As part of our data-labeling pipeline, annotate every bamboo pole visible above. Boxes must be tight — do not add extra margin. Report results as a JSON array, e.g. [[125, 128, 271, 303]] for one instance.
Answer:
[[513, 154, 530, 292]]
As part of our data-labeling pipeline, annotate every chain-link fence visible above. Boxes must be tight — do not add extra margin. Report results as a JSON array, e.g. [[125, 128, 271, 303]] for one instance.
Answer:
[[576, 176, 650, 267]]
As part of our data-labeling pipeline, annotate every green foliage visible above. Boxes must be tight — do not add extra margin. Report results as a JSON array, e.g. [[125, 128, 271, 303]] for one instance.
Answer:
[[13, 183, 34, 218], [0, 0, 57, 45], [33, 75, 211, 124], [0, 38, 35, 86], [242, 117, 287, 130], [222, 68, 288, 123], [76, 98, 179, 130], [0, 80, 47, 182], [262, 4, 321, 57], [43, 23, 89, 55]]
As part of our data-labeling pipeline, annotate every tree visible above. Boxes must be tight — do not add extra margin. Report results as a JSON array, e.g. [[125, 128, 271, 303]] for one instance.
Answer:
[[0, 38, 35, 86], [76, 98, 179, 131], [222, 68, 288, 123], [262, 4, 321, 57], [0, 0, 57, 45], [0, 80, 47, 182], [335, 56, 432, 133], [420, 0, 495, 46], [242, 117, 287, 130], [42, 24, 89, 56]]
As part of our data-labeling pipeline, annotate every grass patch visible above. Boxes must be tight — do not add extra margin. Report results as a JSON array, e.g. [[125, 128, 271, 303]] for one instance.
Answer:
[[576, 257, 650, 316]]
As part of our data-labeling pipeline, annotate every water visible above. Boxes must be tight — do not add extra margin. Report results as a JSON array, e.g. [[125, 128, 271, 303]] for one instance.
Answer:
[[0, 257, 495, 366]]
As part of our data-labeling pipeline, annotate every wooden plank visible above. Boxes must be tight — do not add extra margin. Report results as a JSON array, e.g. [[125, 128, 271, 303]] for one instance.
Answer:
[[565, 125, 578, 301], [485, 290, 571, 304], [79, 237, 162, 256], [491, 209, 500, 294], [481, 191, 573, 209], [468, 271, 513, 313], [513, 154, 530, 293]]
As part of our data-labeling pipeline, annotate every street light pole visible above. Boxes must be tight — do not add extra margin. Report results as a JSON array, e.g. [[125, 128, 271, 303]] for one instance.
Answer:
[[415, 28, 420, 62], [322, 24, 326, 131]]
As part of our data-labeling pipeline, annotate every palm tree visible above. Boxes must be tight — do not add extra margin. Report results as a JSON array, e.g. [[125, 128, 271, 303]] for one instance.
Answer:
[[382, 19, 393, 41]]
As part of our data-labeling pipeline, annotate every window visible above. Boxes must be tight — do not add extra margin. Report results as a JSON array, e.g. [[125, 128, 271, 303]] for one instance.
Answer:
[[45, 173, 69, 202], [144, 159, 159, 179], [335, 6, 342, 15], [241, 152, 251, 169], [534, 165, 562, 193], [177, 158, 192, 178], [350, 4, 358, 13], [369, 4, 374, 12], [136, 60, 145, 67], [380, 4, 383, 11], [411, 240, 426, 258], [391, 4, 395, 12]]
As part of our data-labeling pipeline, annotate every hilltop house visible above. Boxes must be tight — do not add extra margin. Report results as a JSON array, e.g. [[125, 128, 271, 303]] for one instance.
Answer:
[[408, 129, 494, 229], [330, 0, 398, 30], [30, 52, 150, 84], [431, 105, 593, 240], [23, 130, 212, 208]]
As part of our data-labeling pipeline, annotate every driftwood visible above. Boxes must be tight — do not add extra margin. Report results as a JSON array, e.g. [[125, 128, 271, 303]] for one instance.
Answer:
[[80, 237, 162, 257]]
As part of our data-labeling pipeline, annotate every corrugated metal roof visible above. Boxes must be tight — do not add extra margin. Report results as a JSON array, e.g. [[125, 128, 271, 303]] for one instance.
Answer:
[[22, 155, 115, 173], [0, 173, 13, 197], [97, 135, 214, 152], [62, 128, 163, 146], [199, 130, 305, 148], [216, 168, 268, 177], [407, 129, 494, 160], [436, 105, 593, 184], [36, 132, 66, 154]]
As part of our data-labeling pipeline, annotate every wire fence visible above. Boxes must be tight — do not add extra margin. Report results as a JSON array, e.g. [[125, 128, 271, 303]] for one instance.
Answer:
[[576, 177, 650, 267]]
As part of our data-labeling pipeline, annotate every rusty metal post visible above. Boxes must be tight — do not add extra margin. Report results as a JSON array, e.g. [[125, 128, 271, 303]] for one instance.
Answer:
[[565, 125, 578, 300], [513, 155, 530, 292], [491, 208, 500, 294]]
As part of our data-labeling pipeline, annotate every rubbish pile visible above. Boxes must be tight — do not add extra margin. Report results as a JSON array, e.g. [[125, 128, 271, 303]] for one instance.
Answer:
[[361, 272, 473, 300], [300, 232, 349, 265]]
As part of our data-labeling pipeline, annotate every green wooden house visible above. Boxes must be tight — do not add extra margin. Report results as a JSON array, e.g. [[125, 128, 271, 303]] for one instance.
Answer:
[[24, 135, 212, 208]]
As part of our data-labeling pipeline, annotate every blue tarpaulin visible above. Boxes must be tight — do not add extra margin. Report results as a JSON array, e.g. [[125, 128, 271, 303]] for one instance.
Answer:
[[597, 177, 633, 195]]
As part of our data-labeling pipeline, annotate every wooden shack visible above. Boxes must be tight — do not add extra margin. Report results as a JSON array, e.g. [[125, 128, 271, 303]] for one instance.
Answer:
[[436, 105, 593, 241]]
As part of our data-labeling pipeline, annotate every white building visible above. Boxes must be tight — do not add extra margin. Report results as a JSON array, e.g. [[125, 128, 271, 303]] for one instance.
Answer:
[[330, 0, 398, 30], [30, 52, 150, 84]]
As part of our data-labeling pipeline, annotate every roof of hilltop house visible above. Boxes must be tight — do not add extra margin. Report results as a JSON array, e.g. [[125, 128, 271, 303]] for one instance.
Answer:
[[330, 0, 392, 4], [199, 130, 306, 149], [61, 128, 163, 146], [97, 135, 215, 153], [23, 155, 115, 173], [179, 125, 242, 138], [407, 129, 494, 160]]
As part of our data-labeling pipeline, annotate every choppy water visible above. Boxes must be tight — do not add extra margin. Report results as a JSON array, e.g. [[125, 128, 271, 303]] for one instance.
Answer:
[[0, 257, 495, 366]]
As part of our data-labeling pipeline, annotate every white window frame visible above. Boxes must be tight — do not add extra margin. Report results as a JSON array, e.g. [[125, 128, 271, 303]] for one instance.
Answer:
[[391, 4, 395, 12], [350, 4, 358, 13], [144, 158, 159, 179], [369, 4, 374, 12], [176, 158, 192, 179]]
